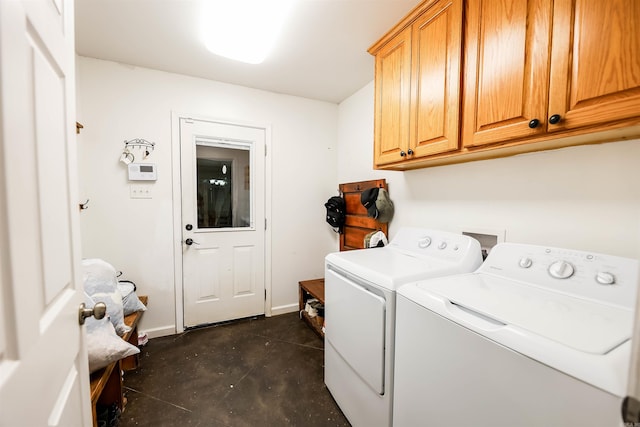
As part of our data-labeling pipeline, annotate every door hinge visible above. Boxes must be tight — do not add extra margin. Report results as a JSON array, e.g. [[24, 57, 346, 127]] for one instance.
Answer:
[[265, 145, 267, 157], [265, 218, 267, 230], [264, 289, 267, 301]]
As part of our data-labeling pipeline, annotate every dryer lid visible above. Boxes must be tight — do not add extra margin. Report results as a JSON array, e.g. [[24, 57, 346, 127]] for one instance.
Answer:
[[326, 248, 453, 291], [413, 274, 633, 355]]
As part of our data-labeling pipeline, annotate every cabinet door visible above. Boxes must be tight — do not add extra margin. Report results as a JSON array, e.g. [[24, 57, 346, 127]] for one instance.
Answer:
[[410, 0, 463, 157], [373, 26, 412, 166], [462, 0, 553, 148], [548, 0, 640, 132]]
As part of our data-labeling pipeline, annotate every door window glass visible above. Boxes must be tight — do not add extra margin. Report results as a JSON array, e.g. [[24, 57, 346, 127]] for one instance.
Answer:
[[196, 141, 251, 229]]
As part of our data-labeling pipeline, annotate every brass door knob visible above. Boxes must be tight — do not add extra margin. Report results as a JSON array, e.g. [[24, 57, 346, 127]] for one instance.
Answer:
[[78, 302, 107, 325]]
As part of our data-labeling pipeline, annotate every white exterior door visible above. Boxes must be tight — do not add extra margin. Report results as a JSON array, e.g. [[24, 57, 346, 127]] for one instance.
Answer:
[[0, 0, 91, 425], [180, 118, 266, 327]]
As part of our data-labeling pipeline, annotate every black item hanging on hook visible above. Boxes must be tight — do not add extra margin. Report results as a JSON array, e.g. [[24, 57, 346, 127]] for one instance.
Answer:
[[324, 196, 346, 233]]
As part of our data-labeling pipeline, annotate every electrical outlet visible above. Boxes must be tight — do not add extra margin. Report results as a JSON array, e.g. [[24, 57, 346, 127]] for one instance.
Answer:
[[130, 185, 152, 199]]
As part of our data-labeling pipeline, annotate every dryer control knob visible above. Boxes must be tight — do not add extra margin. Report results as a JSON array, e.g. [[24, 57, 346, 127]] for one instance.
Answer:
[[548, 260, 574, 279], [418, 237, 431, 248], [596, 271, 616, 285], [519, 257, 533, 268], [437, 241, 447, 250]]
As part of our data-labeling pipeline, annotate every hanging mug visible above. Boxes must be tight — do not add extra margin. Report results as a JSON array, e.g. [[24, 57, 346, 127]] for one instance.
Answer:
[[119, 149, 134, 165]]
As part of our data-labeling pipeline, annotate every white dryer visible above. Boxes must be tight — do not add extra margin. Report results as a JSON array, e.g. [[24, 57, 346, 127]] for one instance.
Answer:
[[394, 243, 639, 427], [324, 227, 482, 427]]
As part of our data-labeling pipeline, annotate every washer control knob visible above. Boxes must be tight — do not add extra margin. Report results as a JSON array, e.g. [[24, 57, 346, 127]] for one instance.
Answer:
[[418, 237, 431, 248], [437, 241, 447, 250], [519, 257, 533, 268], [595, 272, 616, 285], [548, 260, 575, 279]]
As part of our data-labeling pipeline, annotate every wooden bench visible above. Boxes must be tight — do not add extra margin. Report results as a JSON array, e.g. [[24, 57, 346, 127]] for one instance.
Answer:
[[299, 280, 325, 338], [90, 296, 147, 427]]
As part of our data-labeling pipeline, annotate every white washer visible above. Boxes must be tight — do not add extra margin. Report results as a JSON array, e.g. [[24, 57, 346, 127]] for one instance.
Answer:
[[324, 227, 482, 427], [394, 243, 639, 427]]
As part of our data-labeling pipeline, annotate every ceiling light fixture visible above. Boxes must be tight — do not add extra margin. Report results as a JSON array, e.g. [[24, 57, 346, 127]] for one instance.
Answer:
[[201, 0, 296, 65]]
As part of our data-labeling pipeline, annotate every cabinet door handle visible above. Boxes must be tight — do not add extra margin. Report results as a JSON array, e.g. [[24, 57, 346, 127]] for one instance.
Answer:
[[407, 149, 414, 155], [528, 119, 540, 129], [549, 114, 561, 125], [400, 151, 406, 157]]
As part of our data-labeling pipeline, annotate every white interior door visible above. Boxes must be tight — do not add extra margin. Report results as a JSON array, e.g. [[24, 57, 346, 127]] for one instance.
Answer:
[[0, 0, 91, 425], [180, 118, 266, 327], [625, 264, 640, 421]]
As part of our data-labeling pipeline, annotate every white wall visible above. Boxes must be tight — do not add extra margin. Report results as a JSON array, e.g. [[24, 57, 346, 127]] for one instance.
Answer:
[[77, 58, 639, 338], [76, 56, 338, 337], [338, 81, 640, 259]]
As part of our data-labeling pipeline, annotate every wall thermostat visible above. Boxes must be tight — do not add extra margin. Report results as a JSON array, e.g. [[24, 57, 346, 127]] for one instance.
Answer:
[[128, 163, 157, 181]]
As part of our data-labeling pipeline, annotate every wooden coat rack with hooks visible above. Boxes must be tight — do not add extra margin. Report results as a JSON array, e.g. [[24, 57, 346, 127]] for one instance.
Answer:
[[338, 179, 388, 251]]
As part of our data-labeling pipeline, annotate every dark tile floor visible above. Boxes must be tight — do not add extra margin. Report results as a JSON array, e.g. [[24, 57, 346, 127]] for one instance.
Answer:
[[119, 312, 350, 427]]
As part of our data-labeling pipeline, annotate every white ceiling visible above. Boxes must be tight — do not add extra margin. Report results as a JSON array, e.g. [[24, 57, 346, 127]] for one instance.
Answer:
[[74, 0, 421, 104]]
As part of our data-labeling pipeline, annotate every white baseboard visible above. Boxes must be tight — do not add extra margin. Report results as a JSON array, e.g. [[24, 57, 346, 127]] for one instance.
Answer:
[[269, 303, 299, 317], [142, 325, 176, 339], [141, 306, 299, 338]]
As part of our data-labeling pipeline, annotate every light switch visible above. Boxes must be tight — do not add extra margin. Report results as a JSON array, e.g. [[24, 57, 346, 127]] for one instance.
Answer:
[[130, 185, 153, 199]]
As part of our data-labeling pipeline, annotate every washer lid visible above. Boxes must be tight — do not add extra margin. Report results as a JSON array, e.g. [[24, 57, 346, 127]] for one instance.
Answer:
[[413, 274, 633, 355], [326, 248, 453, 291]]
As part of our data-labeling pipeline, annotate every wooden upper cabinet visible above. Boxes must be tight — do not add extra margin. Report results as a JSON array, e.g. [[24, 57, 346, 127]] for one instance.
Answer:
[[370, 0, 640, 170], [462, 0, 553, 148], [410, 0, 463, 157], [371, 0, 463, 168], [373, 26, 412, 166], [548, 0, 640, 132], [463, 0, 640, 148]]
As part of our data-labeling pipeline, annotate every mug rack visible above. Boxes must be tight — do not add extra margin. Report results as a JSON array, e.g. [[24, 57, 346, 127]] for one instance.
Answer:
[[121, 138, 155, 163]]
